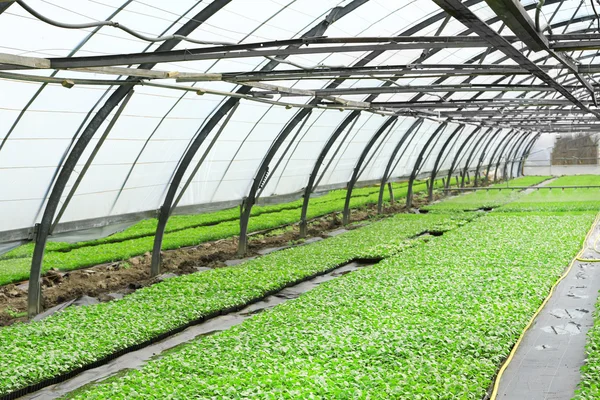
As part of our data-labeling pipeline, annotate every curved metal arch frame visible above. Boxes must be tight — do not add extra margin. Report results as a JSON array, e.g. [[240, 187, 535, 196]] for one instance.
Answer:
[[517, 133, 543, 176], [428, 124, 466, 200], [298, 110, 361, 237], [460, 128, 495, 187], [16, 0, 600, 314], [486, 129, 518, 180], [445, 127, 483, 189], [341, 116, 398, 225], [26, 0, 233, 316], [376, 118, 425, 213], [494, 131, 528, 180], [473, 128, 505, 186], [405, 122, 449, 208], [499, 131, 530, 179]]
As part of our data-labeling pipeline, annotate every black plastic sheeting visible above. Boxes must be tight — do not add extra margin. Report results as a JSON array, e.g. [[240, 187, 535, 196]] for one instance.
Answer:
[[16, 259, 376, 400]]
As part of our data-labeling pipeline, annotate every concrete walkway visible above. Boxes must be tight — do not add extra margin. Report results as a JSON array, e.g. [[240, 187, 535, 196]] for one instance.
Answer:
[[496, 216, 600, 400]]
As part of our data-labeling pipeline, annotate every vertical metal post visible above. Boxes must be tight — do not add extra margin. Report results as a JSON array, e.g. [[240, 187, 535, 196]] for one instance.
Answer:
[[376, 119, 424, 213], [343, 117, 398, 225], [428, 125, 464, 200], [388, 182, 395, 205], [460, 128, 493, 187], [474, 128, 502, 187], [299, 111, 360, 237], [406, 123, 447, 208], [446, 127, 481, 189]]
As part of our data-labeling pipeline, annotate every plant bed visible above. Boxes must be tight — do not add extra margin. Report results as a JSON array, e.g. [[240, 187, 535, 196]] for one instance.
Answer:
[[423, 176, 552, 212], [65, 212, 596, 399], [0, 181, 443, 287], [0, 212, 468, 397]]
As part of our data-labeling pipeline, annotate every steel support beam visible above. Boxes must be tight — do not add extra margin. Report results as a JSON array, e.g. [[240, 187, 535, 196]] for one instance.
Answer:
[[502, 132, 531, 179], [432, 0, 600, 118], [485, 129, 518, 180], [27, 0, 232, 316], [428, 124, 465, 200], [342, 117, 398, 225], [376, 119, 424, 213], [474, 128, 504, 186], [406, 123, 448, 208], [494, 131, 527, 180], [446, 128, 482, 188], [299, 111, 361, 237], [461, 128, 494, 187], [234, 0, 368, 256]]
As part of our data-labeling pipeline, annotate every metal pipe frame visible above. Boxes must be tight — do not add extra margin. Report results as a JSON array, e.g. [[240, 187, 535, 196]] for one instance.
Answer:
[[27, 0, 232, 316], [473, 129, 504, 186], [406, 123, 449, 208], [502, 132, 532, 180], [298, 111, 361, 237], [233, 0, 369, 256], [376, 119, 425, 213], [445, 127, 482, 189], [428, 124, 466, 200], [342, 117, 398, 225], [485, 129, 518, 181], [517, 133, 542, 175], [14, 0, 600, 315], [494, 131, 528, 180], [460, 128, 495, 187]]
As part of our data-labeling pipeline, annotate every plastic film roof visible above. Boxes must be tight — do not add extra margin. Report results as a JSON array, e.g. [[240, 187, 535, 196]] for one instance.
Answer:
[[1, 0, 599, 241]]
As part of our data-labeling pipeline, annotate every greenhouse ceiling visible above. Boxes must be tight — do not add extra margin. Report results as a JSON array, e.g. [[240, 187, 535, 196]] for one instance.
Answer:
[[1, 0, 599, 298]]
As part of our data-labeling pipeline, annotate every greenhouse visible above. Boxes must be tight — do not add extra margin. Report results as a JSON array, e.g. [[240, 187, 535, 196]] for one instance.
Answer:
[[0, 0, 600, 398]]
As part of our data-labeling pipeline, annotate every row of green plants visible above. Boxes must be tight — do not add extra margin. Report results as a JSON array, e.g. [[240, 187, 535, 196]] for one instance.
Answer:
[[423, 176, 551, 212], [0, 180, 444, 286], [576, 267, 600, 399], [0, 180, 419, 261], [66, 212, 597, 399], [547, 175, 600, 187], [498, 175, 600, 213], [0, 213, 471, 397]]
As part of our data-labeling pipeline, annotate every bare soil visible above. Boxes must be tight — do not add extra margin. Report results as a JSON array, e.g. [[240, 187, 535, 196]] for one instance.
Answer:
[[0, 192, 438, 326]]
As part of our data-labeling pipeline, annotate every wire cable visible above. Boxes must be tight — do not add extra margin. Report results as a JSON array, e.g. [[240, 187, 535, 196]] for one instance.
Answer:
[[16, 0, 234, 46]]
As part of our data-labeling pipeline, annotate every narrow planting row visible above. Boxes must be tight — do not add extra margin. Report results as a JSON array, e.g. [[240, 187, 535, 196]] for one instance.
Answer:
[[65, 211, 596, 399], [0, 212, 470, 397], [0, 180, 444, 286]]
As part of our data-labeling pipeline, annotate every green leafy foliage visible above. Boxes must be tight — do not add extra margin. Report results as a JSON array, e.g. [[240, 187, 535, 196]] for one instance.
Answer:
[[0, 213, 467, 396], [546, 175, 600, 187], [424, 176, 551, 212], [0, 181, 441, 286], [576, 294, 600, 399], [498, 175, 600, 213], [67, 212, 595, 399]]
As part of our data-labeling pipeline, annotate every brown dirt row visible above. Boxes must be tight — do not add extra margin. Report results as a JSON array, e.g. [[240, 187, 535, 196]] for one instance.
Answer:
[[0, 193, 438, 326]]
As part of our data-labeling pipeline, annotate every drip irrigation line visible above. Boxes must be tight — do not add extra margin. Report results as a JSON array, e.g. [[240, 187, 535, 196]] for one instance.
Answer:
[[490, 212, 600, 399]]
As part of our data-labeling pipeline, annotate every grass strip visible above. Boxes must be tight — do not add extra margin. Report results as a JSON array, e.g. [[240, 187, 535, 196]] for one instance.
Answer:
[[423, 176, 551, 212], [0, 181, 441, 286], [498, 175, 600, 213], [0, 212, 470, 397], [66, 211, 596, 399], [0, 180, 416, 261]]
